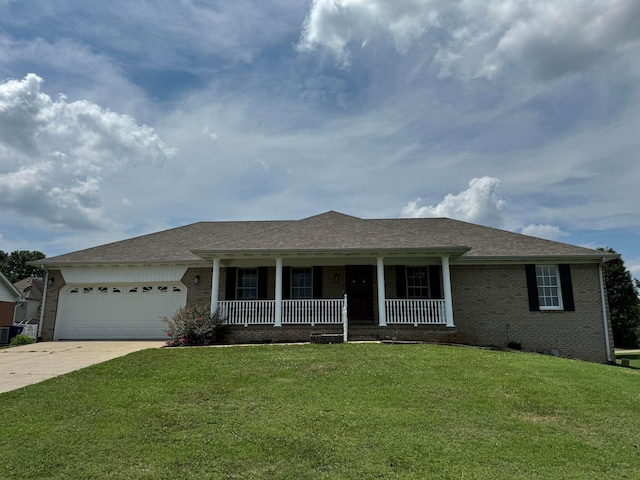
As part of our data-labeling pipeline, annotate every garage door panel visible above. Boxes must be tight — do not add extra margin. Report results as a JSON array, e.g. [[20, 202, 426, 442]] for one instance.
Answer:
[[57, 284, 186, 340]]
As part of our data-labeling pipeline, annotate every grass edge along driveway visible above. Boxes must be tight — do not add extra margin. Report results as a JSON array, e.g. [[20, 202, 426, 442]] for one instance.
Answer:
[[2, 343, 639, 479]]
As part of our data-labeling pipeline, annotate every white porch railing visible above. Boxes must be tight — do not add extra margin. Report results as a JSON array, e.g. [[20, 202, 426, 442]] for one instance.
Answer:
[[218, 298, 446, 326], [385, 299, 446, 325], [218, 300, 275, 326], [282, 299, 344, 325]]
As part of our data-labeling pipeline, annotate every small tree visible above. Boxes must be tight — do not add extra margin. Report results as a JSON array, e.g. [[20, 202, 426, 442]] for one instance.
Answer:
[[599, 248, 640, 348]]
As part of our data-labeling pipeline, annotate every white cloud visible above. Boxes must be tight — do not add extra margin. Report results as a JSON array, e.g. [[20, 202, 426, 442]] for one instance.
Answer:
[[520, 224, 569, 241], [0, 74, 175, 230], [628, 263, 640, 280], [256, 159, 271, 171], [298, 0, 640, 79], [203, 126, 218, 141], [297, 0, 444, 66], [400, 177, 506, 227], [0, 36, 148, 114]]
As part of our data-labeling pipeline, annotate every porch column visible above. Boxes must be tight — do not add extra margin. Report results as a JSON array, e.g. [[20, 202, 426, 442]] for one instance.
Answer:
[[274, 257, 283, 327], [211, 258, 220, 315], [441, 255, 454, 327], [377, 257, 387, 327]]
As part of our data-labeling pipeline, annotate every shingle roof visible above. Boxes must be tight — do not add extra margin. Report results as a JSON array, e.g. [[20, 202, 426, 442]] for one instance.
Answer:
[[374, 218, 604, 258], [13, 277, 44, 300], [37, 211, 610, 266]]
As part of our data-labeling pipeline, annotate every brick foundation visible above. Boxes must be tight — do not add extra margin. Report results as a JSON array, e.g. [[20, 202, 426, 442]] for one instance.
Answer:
[[222, 324, 458, 345]]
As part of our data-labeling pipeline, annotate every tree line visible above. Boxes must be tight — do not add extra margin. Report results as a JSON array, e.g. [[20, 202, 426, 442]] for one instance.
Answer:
[[0, 250, 46, 284], [599, 248, 640, 348]]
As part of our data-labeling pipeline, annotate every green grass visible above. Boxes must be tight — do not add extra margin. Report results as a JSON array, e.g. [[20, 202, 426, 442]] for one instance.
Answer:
[[616, 352, 640, 368], [1, 344, 640, 479]]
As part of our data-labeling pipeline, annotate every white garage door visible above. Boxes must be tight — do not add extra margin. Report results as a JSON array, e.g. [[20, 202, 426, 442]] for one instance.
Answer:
[[56, 284, 187, 340]]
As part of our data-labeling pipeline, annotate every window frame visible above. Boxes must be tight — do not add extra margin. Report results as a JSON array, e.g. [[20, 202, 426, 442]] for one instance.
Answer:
[[236, 268, 258, 300], [291, 267, 313, 300], [406, 266, 430, 299], [535, 265, 564, 311]]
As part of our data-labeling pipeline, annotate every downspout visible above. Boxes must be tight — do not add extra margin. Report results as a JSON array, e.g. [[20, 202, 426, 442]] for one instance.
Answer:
[[38, 270, 49, 341], [598, 259, 612, 362]]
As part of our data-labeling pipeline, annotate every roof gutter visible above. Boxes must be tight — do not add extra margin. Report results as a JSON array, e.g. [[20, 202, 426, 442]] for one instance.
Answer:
[[190, 246, 472, 259], [30, 259, 209, 269], [455, 253, 619, 264]]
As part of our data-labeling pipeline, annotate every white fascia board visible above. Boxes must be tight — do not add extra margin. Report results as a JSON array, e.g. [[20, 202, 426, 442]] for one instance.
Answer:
[[453, 254, 614, 265], [34, 259, 208, 270]]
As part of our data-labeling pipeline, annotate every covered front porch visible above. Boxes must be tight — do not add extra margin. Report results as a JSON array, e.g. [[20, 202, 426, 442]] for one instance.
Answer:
[[203, 253, 457, 329]]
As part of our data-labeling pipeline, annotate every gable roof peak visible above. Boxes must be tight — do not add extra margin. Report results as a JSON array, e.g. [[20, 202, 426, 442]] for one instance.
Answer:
[[298, 210, 363, 222]]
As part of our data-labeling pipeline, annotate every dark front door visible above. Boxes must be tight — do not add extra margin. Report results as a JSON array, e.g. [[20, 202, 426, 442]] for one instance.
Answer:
[[346, 265, 374, 323]]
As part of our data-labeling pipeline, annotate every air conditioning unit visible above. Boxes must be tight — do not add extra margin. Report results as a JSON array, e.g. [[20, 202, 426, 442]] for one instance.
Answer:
[[0, 327, 9, 345]]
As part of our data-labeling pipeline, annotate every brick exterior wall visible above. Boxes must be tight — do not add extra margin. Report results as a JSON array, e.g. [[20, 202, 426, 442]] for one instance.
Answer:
[[38, 261, 613, 363], [183, 267, 214, 307], [40, 270, 66, 341], [323, 266, 345, 299], [450, 263, 612, 363], [0, 301, 15, 327]]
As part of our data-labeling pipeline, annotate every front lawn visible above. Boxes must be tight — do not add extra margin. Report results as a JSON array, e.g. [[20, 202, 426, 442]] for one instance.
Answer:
[[616, 351, 640, 368], [1, 344, 639, 479]]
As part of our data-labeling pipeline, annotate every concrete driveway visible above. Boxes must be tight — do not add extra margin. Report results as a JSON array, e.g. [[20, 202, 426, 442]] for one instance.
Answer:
[[0, 341, 163, 394]]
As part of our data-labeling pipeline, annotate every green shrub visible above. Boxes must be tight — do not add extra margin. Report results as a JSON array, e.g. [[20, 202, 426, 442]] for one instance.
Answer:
[[10, 333, 35, 346], [163, 304, 226, 347]]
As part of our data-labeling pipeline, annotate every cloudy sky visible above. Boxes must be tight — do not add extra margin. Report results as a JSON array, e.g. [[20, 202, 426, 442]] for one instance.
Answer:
[[1, 0, 640, 275]]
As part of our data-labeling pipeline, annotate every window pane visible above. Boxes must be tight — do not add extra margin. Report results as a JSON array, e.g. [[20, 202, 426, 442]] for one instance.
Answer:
[[406, 267, 430, 298], [237, 269, 258, 299], [292, 268, 313, 299], [536, 266, 561, 309]]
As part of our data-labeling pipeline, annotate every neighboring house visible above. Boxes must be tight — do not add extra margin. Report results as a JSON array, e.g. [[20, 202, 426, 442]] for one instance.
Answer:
[[0, 272, 23, 328], [13, 277, 44, 325], [34, 211, 616, 362]]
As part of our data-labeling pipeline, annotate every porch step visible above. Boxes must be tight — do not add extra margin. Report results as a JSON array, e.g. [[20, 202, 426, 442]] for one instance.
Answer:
[[348, 324, 383, 342]]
